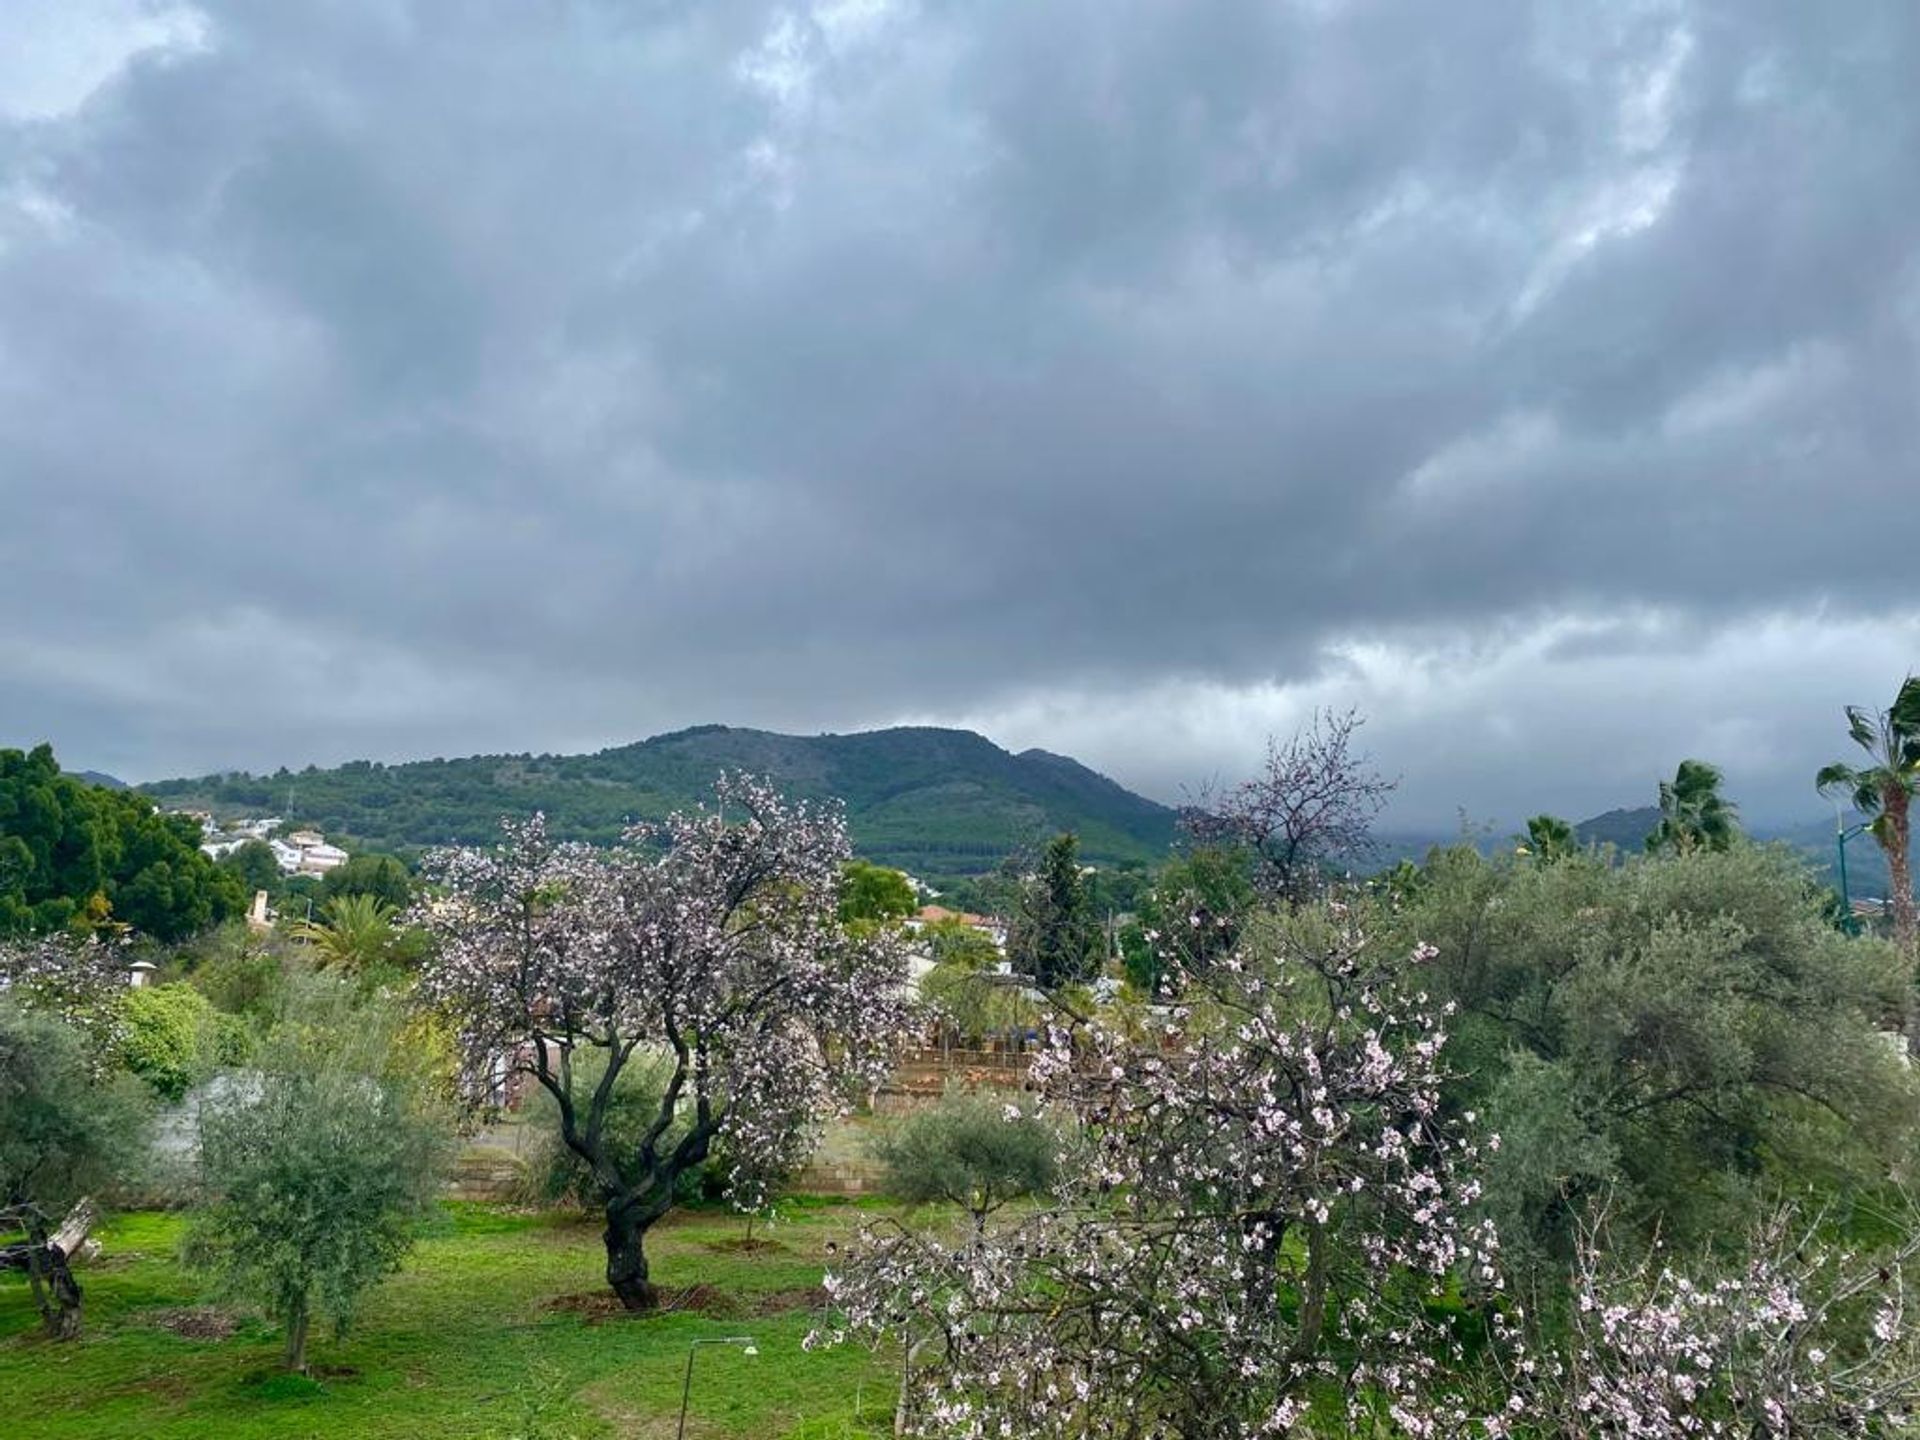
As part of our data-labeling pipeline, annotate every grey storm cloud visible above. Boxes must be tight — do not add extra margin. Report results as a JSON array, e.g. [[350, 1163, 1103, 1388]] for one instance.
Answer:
[[1, 0, 1916, 827]]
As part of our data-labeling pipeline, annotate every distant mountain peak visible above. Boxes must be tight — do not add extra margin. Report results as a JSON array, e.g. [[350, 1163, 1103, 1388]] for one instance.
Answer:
[[141, 723, 1177, 877], [1574, 806, 1661, 852]]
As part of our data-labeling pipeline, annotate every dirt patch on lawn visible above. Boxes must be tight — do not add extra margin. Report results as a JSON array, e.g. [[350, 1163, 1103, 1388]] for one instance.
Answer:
[[663, 1283, 732, 1314], [540, 1286, 730, 1322], [541, 1290, 630, 1321], [148, 1306, 238, 1339]]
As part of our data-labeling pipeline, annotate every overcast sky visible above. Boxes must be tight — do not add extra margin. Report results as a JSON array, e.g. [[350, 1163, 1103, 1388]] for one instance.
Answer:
[[2, 1, 1916, 827]]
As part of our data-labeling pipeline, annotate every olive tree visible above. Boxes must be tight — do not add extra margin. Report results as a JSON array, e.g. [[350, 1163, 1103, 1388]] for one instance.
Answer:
[[1389, 842, 1919, 1272], [186, 976, 451, 1372], [0, 1001, 148, 1338], [417, 776, 913, 1310], [875, 1091, 1058, 1237]]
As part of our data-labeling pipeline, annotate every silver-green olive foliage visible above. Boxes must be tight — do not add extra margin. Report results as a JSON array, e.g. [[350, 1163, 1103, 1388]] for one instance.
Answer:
[[185, 975, 451, 1372]]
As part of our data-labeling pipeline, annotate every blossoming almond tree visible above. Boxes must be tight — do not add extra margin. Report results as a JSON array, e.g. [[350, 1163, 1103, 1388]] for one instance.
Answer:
[[0, 934, 133, 1067], [820, 914, 1508, 1439], [417, 776, 912, 1311], [1520, 1204, 1920, 1438]]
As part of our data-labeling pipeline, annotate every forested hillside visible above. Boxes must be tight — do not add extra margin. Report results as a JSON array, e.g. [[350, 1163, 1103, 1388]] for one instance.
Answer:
[[1, 744, 244, 939], [141, 725, 1179, 877]]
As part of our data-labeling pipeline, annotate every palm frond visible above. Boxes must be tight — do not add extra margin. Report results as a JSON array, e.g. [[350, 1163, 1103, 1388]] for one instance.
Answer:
[[1844, 706, 1880, 755], [1816, 762, 1861, 798], [1889, 675, 1920, 737]]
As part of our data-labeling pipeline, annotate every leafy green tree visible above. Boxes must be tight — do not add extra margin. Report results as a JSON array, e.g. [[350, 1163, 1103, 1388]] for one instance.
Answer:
[[118, 983, 241, 1101], [219, 840, 283, 898], [1818, 675, 1920, 957], [915, 918, 1029, 1046], [1389, 842, 1917, 1274], [922, 916, 1003, 970], [1521, 813, 1578, 862], [1087, 861, 1151, 917], [318, 853, 414, 911], [838, 860, 917, 927], [1644, 759, 1741, 855], [0, 744, 243, 941], [1007, 833, 1102, 989], [922, 970, 1036, 1052], [279, 873, 322, 918], [185, 976, 452, 1371], [875, 1091, 1058, 1237], [0, 1001, 150, 1338]]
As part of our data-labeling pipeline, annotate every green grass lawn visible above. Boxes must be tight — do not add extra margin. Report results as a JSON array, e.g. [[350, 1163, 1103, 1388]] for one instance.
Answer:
[[0, 1201, 903, 1440]]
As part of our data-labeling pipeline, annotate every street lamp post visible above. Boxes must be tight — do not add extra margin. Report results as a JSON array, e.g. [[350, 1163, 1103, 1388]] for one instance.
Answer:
[[675, 1336, 758, 1440], [1836, 812, 1872, 935]]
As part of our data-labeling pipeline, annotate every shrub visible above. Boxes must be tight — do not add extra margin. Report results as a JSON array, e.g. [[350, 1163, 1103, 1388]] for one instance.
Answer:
[[318, 854, 415, 911], [188, 930, 289, 1027], [118, 983, 224, 1101], [874, 1090, 1058, 1233]]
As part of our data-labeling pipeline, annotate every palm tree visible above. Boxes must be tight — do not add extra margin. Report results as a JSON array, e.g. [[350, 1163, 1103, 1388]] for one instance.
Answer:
[[291, 893, 399, 972], [1522, 814, 1578, 862], [1645, 759, 1740, 856], [1817, 676, 1920, 956]]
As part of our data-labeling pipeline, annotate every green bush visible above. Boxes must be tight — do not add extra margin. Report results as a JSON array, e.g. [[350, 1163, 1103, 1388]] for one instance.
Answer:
[[118, 983, 224, 1101], [182, 921, 291, 1025], [319, 854, 415, 911], [873, 1090, 1059, 1231]]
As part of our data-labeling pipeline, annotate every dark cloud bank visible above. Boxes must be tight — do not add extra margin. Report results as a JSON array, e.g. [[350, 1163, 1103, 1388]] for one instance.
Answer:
[[1, 0, 1915, 827]]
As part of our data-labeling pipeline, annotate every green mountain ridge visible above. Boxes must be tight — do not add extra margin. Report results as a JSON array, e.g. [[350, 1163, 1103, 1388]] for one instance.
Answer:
[[138, 725, 1181, 878], [1573, 806, 1664, 852]]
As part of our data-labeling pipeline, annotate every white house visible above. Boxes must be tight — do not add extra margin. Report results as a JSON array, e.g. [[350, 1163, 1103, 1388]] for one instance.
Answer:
[[297, 842, 348, 875]]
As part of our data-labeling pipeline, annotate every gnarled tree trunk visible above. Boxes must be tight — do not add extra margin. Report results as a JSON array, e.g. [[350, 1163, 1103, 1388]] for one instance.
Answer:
[[604, 1198, 660, 1311], [4, 1199, 95, 1339]]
